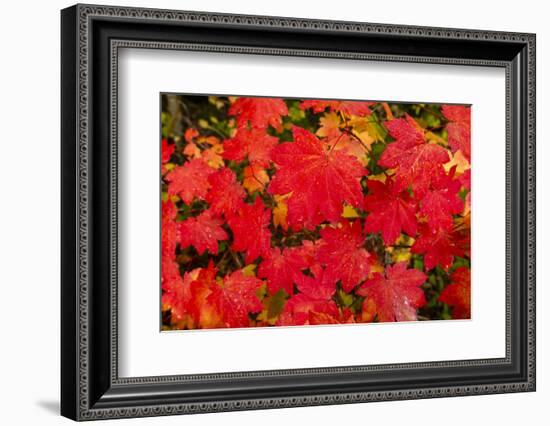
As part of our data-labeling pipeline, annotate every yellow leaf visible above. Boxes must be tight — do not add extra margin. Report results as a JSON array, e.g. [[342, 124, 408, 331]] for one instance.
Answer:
[[273, 194, 290, 231], [342, 204, 360, 218], [444, 149, 470, 175], [316, 112, 341, 138], [367, 173, 387, 183], [241, 264, 257, 277], [243, 163, 269, 193]]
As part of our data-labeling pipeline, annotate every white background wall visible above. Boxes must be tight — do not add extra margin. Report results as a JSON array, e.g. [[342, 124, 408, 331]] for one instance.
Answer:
[[0, 0, 546, 424]]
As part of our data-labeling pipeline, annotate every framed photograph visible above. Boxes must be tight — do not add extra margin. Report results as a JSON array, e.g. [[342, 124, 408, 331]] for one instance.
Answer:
[[61, 4, 536, 421]]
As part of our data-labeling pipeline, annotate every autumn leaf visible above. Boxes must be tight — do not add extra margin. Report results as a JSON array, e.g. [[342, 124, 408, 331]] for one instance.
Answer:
[[268, 126, 366, 230], [223, 128, 279, 166], [439, 267, 471, 319], [324, 133, 369, 165], [183, 141, 201, 159], [227, 198, 272, 262], [202, 143, 224, 169], [277, 294, 339, 326], [229, 97, 288, 130], [272, 194, 289, 230], [242, 163, 270, 193], [316, 112, 342, 139], [363, 179, 418, 245], [205, 168, 245, 217], [165, 159, 215, 204], [442, 105, 471, 160], [185, 128, 199, 142], [357, 262, 427, 322], [258, 247, 309, 295], [411, 224, 468, 271], [178, 210, 228, 255], [295, 268, 336, 301], [419, 168, 464, 231], [379, 116, 450, 196], [162, 265, 197, 322], [207, 269, 263, 328], [188, 263, 224, 328], [317, 220, 371, 292]]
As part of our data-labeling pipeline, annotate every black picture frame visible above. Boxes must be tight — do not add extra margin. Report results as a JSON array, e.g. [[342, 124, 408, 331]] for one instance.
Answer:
[[61, 4, 536, 421]]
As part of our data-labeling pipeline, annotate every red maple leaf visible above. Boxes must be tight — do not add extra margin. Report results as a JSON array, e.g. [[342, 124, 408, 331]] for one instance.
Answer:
[[227, 198, 272, 262], [295, 268, 336, 301], [357, 262, 427, 322], [229, 97, 288, 130], [419, 169, 464, 231], [442, 105, 471, 160], [277, 294, 339, 326], [162, 264, 195, 322], [317, 220, 371, 292], [258, 247, 309, 296], [207, 269, 263, 328], [162, 138, 175, 164], [411, 224, 468, 271], [439, 267, 471, 319], [268, 126, 366, 230], [165, 159, 215, 204], [223, 128, 279, 166], [161, 200, 179, 258], [300, 100, 375, 116], [205, 168, 245, 217], [178, 210, 228, 255], [363, 179, 418, 245], [379, 116, 450, 197]]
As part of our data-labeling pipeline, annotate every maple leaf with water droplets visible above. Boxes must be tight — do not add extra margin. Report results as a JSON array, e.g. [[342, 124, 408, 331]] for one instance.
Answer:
[[227, 198, 272, 262], [317, 220, 371, 292], [258, 247, 309, 296], [223, 128, 279, 166], [439, 267, 471, 319], [162, 265, 197, 322], [229, 97, 288, 130], [363, 179, 418, 245], [379, 116, 450, 197], [205, 168, 245, 217], [178, 210, 228, 255], [207, 269, 263, 328], [357, 262, 427, 322], [295, 268, 336, 301], [165, 159, 215, 204], [268, 126, 366, 230], [411, 224, 468, 271], [419, 168, 464, 231], [442, 105, 471, 160]]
